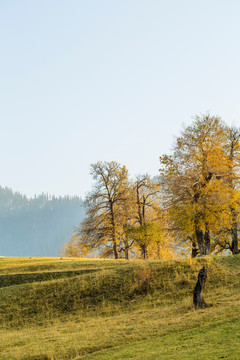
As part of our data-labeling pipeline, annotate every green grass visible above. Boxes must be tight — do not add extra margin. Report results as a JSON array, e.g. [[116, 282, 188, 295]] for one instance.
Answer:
[[0, 255, 239, 359], [82, 317, 240, 360]]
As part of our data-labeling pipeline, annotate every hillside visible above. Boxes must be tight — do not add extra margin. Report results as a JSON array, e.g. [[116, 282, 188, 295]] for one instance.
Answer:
[[0, 187, 85, 256], [0, 255, 240, 359]]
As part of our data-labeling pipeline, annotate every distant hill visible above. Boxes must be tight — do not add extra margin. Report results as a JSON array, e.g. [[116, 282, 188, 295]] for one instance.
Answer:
[[0, 187, 85, 256]]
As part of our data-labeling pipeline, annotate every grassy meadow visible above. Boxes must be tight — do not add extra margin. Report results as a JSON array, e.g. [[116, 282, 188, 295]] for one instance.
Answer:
[[0, 255, 240, 359]]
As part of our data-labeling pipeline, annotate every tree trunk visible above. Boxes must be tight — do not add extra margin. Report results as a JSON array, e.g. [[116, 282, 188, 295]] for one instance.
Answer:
[[110, 201, 118, 259], [193, 266, 208, 309], [191, 237, 198, 258], [142, 221, 148, 260], [195, 228, 211, 256], [124, 239, 129, 260], [231, 210, 239, 254], [204, 229, 211, 255], [141, 245, 148, 260], [195, 228, 204, 255], [113, 241, 118, 259]]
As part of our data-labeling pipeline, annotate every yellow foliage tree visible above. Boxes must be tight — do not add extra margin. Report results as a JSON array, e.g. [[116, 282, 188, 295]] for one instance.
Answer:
[[160, 114, 240, 256], [126, 175, 174, 259]]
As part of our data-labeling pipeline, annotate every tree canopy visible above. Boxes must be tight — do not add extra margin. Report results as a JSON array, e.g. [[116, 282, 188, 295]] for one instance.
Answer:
[[160, 114, 240, 256], [63, 114, 240, 259], [63, 162, 173, 259]]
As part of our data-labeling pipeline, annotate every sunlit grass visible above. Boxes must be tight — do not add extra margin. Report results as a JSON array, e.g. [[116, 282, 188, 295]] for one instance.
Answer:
[[0, 255, 239, 359]]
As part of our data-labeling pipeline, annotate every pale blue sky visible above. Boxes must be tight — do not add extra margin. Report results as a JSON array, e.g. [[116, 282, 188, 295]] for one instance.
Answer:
[[1, 0, 240, 198]]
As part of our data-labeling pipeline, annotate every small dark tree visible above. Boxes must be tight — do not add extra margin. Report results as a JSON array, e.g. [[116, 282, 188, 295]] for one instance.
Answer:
[[193, 266, 208, 309]]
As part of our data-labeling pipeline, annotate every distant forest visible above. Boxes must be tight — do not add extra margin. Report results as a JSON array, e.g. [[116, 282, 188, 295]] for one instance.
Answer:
[[0, 187, 85, 256]]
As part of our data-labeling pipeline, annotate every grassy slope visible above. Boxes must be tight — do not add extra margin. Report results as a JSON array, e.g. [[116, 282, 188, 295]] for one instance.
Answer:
[[0, 256, 239, 360]]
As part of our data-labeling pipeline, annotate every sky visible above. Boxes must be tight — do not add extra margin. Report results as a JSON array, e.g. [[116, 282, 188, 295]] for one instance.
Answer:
[[1, 0, 240, 198]]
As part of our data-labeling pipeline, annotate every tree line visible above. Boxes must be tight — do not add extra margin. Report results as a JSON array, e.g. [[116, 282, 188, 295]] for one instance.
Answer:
[[0, 188, 85, 256], [63, 114, 240, 259]]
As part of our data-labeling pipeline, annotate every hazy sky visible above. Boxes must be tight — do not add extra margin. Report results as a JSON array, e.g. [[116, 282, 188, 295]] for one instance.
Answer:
[[1, 0, 240, 198]]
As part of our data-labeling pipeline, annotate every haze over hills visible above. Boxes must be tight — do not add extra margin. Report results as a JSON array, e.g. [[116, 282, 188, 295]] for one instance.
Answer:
[[0, 186, 85, 257]]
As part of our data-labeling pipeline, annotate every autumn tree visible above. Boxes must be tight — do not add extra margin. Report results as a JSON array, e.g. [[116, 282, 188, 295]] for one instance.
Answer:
[[225, 127, 240, 254], [160, 114, 230, 257], [59, 234, 89, 257], [133, 175, 160, 259], [213, 127, 240, 254], [76, 161, 129, 259], [126, 175, 173, 259], [118, 182, 136, 259]]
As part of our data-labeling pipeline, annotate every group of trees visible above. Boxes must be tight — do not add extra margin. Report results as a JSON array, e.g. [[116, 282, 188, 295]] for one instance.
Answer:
[[63, 114, 240, 259], [61, 163, 173, 260]]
